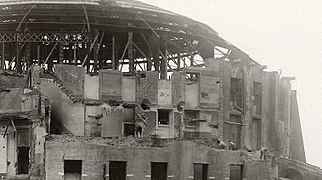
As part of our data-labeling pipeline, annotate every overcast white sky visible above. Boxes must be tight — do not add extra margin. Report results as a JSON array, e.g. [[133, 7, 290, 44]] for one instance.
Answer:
[[140, 0, 322, 167]]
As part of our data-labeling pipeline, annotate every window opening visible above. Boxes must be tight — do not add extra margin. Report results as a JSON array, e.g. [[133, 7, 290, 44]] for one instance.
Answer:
[[64, 160, 82, 180], [194, 163, 208, 180], [230, 165, 243, 180], [230, 78, 242, 112], [17, 129, 30, 175], [109, 161, 126, 180], [151, 162, 167, 180], [158, 109, 170, 125], [184, 110, 198, 127]]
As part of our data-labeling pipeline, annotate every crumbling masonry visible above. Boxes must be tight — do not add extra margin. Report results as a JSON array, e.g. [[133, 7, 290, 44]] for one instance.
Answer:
[[0, 0, 321, 180]]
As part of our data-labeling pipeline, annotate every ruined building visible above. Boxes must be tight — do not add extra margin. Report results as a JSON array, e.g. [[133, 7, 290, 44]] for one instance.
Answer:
[[0, 0, 321, 180]]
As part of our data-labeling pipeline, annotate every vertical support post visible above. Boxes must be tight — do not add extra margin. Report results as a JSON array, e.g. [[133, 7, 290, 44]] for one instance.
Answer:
[[1, 42, 4, 70], [86, 41, 91, 72], [147, 42, 152, 71], [48, 55, 53, 71], [74, 43, 77, 65], [16, 41, 21, 73], [92, 31, 99, 72], [115, 48, 119, 70], [160, 40, 167, 79], [26, 43, 31, 70], [68, 44, 73, 64], [37, 45, 41, 65], [93, 42, 98, 72], [149, 33, 160, 73], [58, 43, 63, 64], [177, 52, 181, 70], [128, 31, 134, 74], [112, 36, 116, 70], [190, 55, 194, 66]]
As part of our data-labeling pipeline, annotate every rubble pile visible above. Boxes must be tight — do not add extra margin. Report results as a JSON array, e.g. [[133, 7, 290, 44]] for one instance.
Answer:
[[46, 134, 228, 150], [46, 134, 155, 148]]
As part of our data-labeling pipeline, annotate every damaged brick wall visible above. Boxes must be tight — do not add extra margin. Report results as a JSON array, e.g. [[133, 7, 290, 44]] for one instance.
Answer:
[[45, 139, 246, 180], [143, 111, 156, 137], [145, 71, 159, 105], [0, 72, 27, 89], [54, 64, 85, 97]]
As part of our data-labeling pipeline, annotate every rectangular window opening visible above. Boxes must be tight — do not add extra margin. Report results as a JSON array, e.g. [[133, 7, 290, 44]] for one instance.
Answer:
[[109, 161, 126, 180], [158, 109, 170, 126], [17, 128, 30, 175], [253, 81, 262, 115], [230, 78, 242, 112], [64, 160, 82, 180], [230, 165, 243, 180], [251, 118, 262, 150], [184, 110, 199, 127], [151, 162, 167, 180], [225, 115, 242, 149], [123, 108, 135, 137], [194, 163, 208, 180], [186, 72, 200, 82]]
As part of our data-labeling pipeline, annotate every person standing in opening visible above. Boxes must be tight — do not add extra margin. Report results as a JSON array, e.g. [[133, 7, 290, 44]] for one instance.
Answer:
[[217, 139, 227, 150], [228, 140, 237, 150]]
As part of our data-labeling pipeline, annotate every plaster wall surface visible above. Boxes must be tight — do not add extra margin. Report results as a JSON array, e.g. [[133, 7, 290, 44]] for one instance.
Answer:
[[122, 77, 136, 102], [0, 74, 27, 89], [45, 140, 245, 180], [99, 70, 122, 100], [185, 81, 199, 108], [244, 160, 274, 180], [0, 134, 7, 173], [3, 126, 16, 177], [41, 81, 84, 136], [290, 90, 306, 162], [0, 88, 24, 113], [158, 80, 172, 106], [85, 105, 101, 137], [199, 76, 220, 109], [100, 104, 124, 137], [145, 71, 159, 104], [54, 64, 84, 97], [84, 74, 99, 99]]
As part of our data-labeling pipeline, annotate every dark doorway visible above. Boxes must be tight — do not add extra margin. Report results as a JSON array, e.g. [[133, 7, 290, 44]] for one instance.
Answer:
[[64, 160, 82, 180], [17, 147, 29, 174], [230, 165, 243, 180], [109, 161, 126, 180], [124, 108, 135, 137], [17, 129, 30, 175], [151, 162, 167, 180], [194, 163, 208, 180], [158, 109, 170, 125]]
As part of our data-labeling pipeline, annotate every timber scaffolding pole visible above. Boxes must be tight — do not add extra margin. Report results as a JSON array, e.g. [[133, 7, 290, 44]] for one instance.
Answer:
[[135, 13, 168, 79]]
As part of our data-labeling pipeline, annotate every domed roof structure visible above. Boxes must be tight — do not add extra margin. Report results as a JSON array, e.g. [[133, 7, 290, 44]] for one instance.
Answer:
[[0, 0, 255, 74]]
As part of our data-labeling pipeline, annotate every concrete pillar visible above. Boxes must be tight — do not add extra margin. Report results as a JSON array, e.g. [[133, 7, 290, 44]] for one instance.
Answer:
[[15, 41, 21, 73], [160, 40, 167, 79], [93, 40, 99, 72], [112, 36, 116, 70], [221, 60, 231, 142], [128, 31, 134, 74], [1, 42, 5, 70], [149, 33, 160, 72], [86, 41, 91, 72], [58, 43, 64, 64], [25, 43, 31, 70], [177, 52, 181, 70], [37, 45, 41, 65], [147, 42, 152, 71]]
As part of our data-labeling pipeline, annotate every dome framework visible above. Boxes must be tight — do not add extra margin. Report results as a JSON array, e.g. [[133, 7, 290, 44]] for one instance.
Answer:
[[0, 0, 254, 77]]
